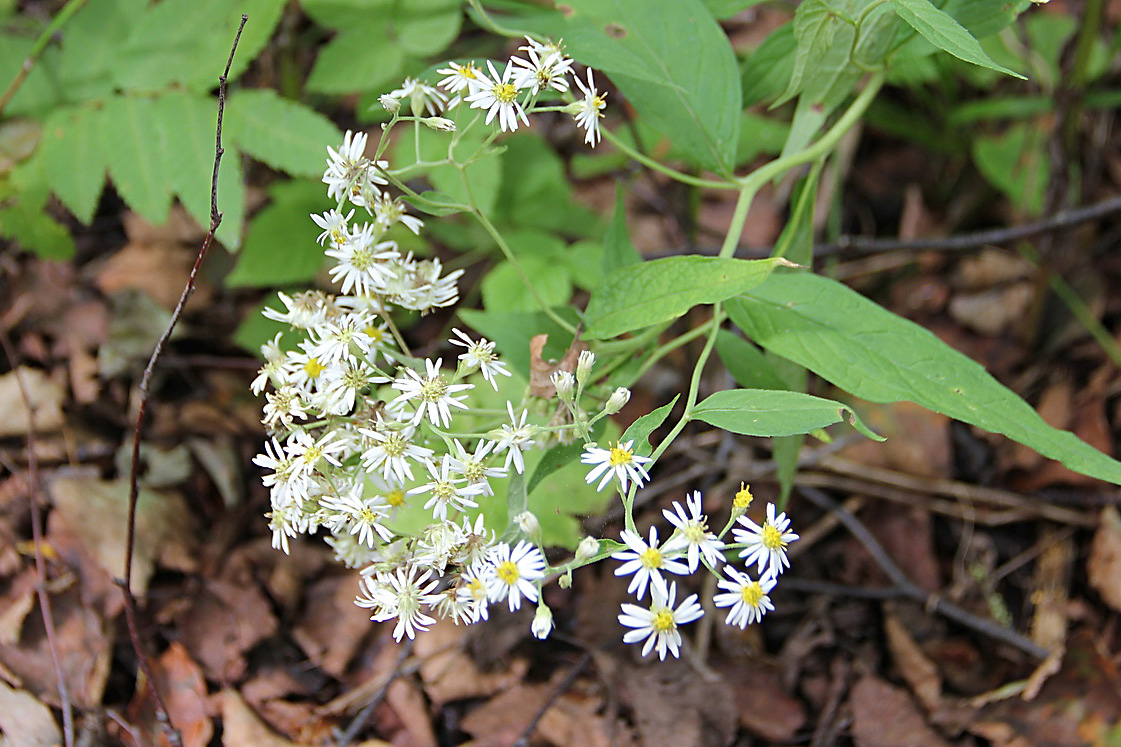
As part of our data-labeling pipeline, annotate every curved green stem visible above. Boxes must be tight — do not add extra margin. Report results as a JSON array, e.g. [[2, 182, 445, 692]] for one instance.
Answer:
[[601, 128, 737, 190], [0, 0, 89, 117], [630, 309, 725, 384]]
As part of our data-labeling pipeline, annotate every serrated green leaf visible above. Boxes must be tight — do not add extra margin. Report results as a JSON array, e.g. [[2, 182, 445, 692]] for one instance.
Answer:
[[307, 27, 405, 93], [620, 395, 680, 457], [0, 201, 75, 259], [56, 0, 146, 100], [728, 272, 1121, 484], [892, 0, 1025, 79], [583, 256, 792, 340], [101, 95, 172, 224], [693, 388, 882, 439], [397, 8, 462, 56], [0, 34, 63, 115], [40, 105, 107, 224], [226, 89, 342, 178], [603, 183, 641, 274], [225, 180, 327, 287]]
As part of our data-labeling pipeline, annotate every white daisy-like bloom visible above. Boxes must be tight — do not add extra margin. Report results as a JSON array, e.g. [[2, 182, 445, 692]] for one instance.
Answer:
[[359, 420, 434, 483], [266, 503, 306, 555], [389, 77, 449, 116], [407, 455, 487, 521], [449, 328, 511, 390], [448, 438, 507, 497], [466, 60, 530, 132], [510, 45, 574, 94], [325, 530, 381, 569], [262, 290, 331, 330], [572, 68, 607, 147], [262, 385, 307, 429], [618, 581, 704, 661], [395, 257, 464, 313], [713, 566, 776, 629], [284, 342, 330, 396], [324, 129, 368, 183], [733, 502, 800, 577], [307, 311, 375, 365], [372, 195, 424, 235], [320, 487, 394, 548], [413, 518, 466, 572], [311, 208, 353, 247], [319, 358, 384, 416], [323, 130, 389, 207], [484, 540, 546, 611], [252, 343, 288, 396], [612, 527, 690, 600], [491, 402, 536, 474], [253, 437, 305, 509], [456, 561, 493, 623], [453, 513, 495, 568], [581, 439, 652, 493], [438, 60, 485, 95], [662, 491, 726, 573], [356, 566, 441, 642], [285, 430, 346, 480], [325, 223, 399, 297], [388, 358, 473, 428]]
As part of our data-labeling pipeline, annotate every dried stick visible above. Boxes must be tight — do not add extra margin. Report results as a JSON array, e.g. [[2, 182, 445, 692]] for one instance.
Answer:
[[0, 0, 89, 117], [336, 641, 414, 746], [116, 16, 248, 746], [513, 652, 592, 747], [797, 486, 1050, 659], [0, 333, 74, 747]]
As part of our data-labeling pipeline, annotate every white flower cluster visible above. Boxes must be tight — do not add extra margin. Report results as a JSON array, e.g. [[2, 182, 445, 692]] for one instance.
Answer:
[[382, 37, 608, 146], [613, 489, 799, 660]]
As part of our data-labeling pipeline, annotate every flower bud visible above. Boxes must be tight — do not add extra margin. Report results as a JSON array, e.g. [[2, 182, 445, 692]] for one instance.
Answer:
[[379, 94, 401, 114], [531, 603, 554, 639], [551, 370, 575, 402], [515, 510, 541, 539], [733, 482, 754, 511], [558, 572, 572, 589], [575, 350, 595, 384], [575, 536, 599, 561], [604, 387, 631, 414], [424, 116, 456, 132]]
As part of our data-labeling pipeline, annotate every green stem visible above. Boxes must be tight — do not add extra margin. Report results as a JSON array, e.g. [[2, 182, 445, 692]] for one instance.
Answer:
[[630, 310, 725, 384], [0, 0, 89, 117], [600, 128, 737, 190]]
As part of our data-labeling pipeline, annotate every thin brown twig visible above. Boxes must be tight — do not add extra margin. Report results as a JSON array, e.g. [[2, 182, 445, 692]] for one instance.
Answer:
[[0, 333, 74, 747], [116, 16, 248, 747], [336, 641, 414, 746], [513, 652, 592, 747], [797, 486, 1050, 659]]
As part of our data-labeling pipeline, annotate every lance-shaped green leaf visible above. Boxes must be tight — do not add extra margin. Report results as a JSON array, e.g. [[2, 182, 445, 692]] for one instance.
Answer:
[[621, 395, 680, 457], [728, 272, 1121, 484], [892, 0, 1026, 79], [693, 389, 882, 439], [583, 257, 793, 340]]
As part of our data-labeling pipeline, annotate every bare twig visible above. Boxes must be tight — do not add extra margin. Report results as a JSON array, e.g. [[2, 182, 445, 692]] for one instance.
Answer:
[[0, 333, 74, 747], [0, 0, 89, 117], [797, 486, 1050, 659], [116, 16, 248, 747], [336, 641, 414, 746], [513, 653, 592, 747]]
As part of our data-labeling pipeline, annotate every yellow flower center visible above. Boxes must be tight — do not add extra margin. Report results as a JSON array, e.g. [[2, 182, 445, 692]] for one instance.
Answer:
[[741, 581, 764, 607], [497, 560, 520, 585], [359, 506, 378, 523], [494, 82, 518, 104], [462, 65, 478, 79], [652, 609, 676, 633], [419, 376, 448, 403], [365, 325, 384, 342], [639, 547, 662, 570], [608, 444, 633, 467], [467, 578, 484, 598], [304, 357, 325, 379], [734, 482, 753, 510], [386, 488, 405, 507], [762, 524, 785, 550], [303, 445, 322, 465]]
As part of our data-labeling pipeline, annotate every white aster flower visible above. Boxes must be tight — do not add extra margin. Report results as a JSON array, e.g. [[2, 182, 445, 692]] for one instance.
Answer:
[[285, 430, 346, 480], [413, 517, 466, 572], [325, 223, 399, 296], [307, 311, 376, 365], [407, 455, 487, 521], [372, 194, 424, 235], [581, 439, 651, 493], [438, 60, 485, 95], [389, 77, 449, 116], [356, 566, 441, 642], [618, 581, 703, 661], [662, 491, 725, 573], [262, 385, 307, 428], [325, 530, 381, 569], [449, 328, 511, 390], [359, 420, 434, 483], [484, 540, 546, 611], [510, 44, 574, 94], [311, 208, 353, 247], [266, 503, 306, 555], [491, 402, 536, 474], [713, 566, 776, 628], [733, 502, 799, 577], [320, 487, 394, 548], [448, 438, 506, 496], [571, 68, 607, 147], [453, 514, 495, 568], [456, 561, 493, 623], [612, 527, 690, 600], [466, 60, 530, 133], [388, 358, 473, 428], [262, 290, 331, 330], [319, 359, 384, 415]]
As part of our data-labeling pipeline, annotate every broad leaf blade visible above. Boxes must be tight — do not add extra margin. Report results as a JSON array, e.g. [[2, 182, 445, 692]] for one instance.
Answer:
[[892, 0, 1026, 79], [226, 89, 342, 178], [693, 388, 881, 439], [41, 105, 107, 224], [728, 272, 1121, 484], [621, 395, 680, 457], [583, 256, 791, 340], [101, 95, 172, 224]]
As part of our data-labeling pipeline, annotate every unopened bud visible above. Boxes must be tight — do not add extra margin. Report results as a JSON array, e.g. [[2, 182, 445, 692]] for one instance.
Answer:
[[551, 370, 575, 402], [604, 387, 631, 414], [575, 536, 599, 561], [733, 482, 754, 511], [515, 510, 540, 539], [424, 116, 456, 132], [531, 604, 554, 639], [379, 94, 401, 113], [575, 350, 595, 384]]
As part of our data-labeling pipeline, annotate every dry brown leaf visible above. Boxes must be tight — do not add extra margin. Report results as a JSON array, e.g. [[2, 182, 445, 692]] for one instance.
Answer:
[[292, 572, 373, 678], [414, 620, 529, 705], [0, 367, 65, 437], [47, 475, 197, 595], [717, 657, 806, 742], [622, 659, 738, 747], [884, 608, 942, 713], [126, 642, 213, 747], [1028, 527, 1071, 651], [851, 675, 950, 747], [838, 401, 950, 479], [180, 576, 279, 682], [94, 241, 208, 312], [459, 677, 623, 747], [0, 680, 60, 747], [386, 678, 437, 747], [1088, 506, 1121, 612], [220, 690, 297, 747], [948, 282, 1035, 337], [527, 333, 585, 398], [0, 570, 37, 646]]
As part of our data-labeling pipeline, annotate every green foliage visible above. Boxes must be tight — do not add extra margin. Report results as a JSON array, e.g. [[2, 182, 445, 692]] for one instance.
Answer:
[[583, 257, 791, 340], [727, 273, 1121, 484], [693, 389, 882, 440], [972, 123, 1049, 215], [602, 184, 641, 274], [620, 396, 680, 457], [226, 180, 328, 287], [891, 0, 1025, 79]]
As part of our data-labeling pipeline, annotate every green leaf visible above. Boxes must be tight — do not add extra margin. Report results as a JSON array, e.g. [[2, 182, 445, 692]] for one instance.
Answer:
[[728, 272, 1121, 484], [603, 183, 641, 274], [0, 201, 75, 260], [40, 105, 107, 224], [774, 0, 841, 108], [397, 6, 462, 56], [693, 388, 882, 439], [620, 395, 680, 457], [735, 112, 790, 165], [494, 136, 595, 234], [583, 256, 792, 340], [0, 34, 63, 115], [481, 256, 572, 313], [226, 89, 342, 178], [772, 161, 822, 265], [408, 191, 468, 216], [530, 0, 741, 173], [101, 95, 172, 225], [415, 107, 503, 215], [891, 0, 1026, 79], [55, 0, 146, 101], [972, 123, 1049, 216], [715, 330, 788, 391], [527, 419, 607, 496], [503, 470, 528, 539], [742, 22, 795, 107], [225, 180, 327, 287], [307, 26, 405, 94]]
